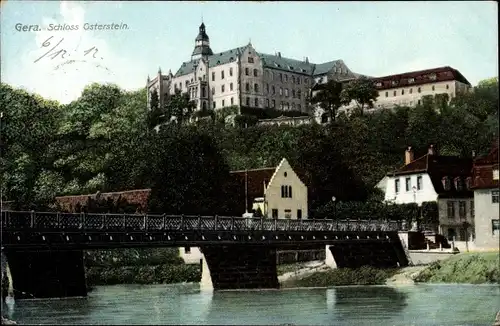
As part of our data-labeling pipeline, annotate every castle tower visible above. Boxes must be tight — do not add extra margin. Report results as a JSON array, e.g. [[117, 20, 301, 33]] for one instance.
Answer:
[[191, 22, 214, 61]]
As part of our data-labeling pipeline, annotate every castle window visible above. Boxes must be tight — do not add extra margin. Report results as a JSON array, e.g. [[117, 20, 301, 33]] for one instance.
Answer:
[[272, 86, 276, 95], [230, 67, 233, 76], [270, 72, 274, 80], [245, 68, 249, 76], [297, 90, 301, 99], [297, 77, 301, 85], [385, 92, 388, 98], [266, 99, 270, 107], [253, 69, 258, 77], [202, 102, 207, 110], [254, 98, 258, 107], [298, 104, 301, 110], [211, 87, 215, 95], [222, 99, 225, 107], [213, 101, 216, 109], [292, 103, 296, 110], [446, 84, 449, 90], [279, 87, 283, 96], [230, 83, 233, 91], [432, 85, 435, 91], [292, 90, 296, 98], [409, 88, 413, 94], [202, 87, 206, 97], [402, 89, 405, 95], [212, 72, 215, 81], [185, 80, 189, 87], [248, 57, 254, 63], [230, 97, 234, 105], [266, 83, 269, 94], [246, 83, 250, 92], [393, 90, 397, 96], [221, 85, 225, 93], [285, 89, 289, 97], [246, 97, 250, 106], [221, 70, 225, 79], [272, 99, 276, 108], [292, 76, 295, 84], [254, 83, 259, 93], [418, 87, 421, 93]]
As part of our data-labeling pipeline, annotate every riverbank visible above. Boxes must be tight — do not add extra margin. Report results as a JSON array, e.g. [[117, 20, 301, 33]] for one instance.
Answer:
[[413, 252, 499, 284]]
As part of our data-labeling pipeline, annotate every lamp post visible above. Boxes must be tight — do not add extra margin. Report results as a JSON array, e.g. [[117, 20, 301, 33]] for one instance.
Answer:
[[332, 196, 336, 219]]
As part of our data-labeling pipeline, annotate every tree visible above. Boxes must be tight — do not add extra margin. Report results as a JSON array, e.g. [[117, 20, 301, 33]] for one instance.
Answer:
[[165, 89, 196, 126], [340, 76, 379, 116], [310, 80, 344, 122]]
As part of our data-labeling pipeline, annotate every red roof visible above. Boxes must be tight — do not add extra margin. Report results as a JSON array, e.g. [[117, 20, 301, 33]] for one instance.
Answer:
[[389, 152, 473, 198], [372, 66, 470, 91], [471, 139, 499, 190], [55, 189, 151, 213]]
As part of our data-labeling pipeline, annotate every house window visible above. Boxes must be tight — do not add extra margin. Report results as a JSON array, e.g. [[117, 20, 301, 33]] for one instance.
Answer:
[[417, 176, 423, 190], [284, 209, 292, 219], [253, 69, 258, 77], [221, 70, 225, 79], [246, 97, 250, 106], [446, 84, 449, 90], [202, 87, 206, 98], [493, 219, 500, 236], [279, 88, 283, 96], [442, 177, 451, 191], [212, 101, 216, 109], [393, 90, 397, 96], [297, 209, 302, 220], [272, 209, 278, 219], [280, 73, 283, 82], [447, 201, 455, 219], [281, 185, 292, 198], [418, 100, 421, 105], [230, 83, 233, 91], [493, 169, 499, 180], [185, 247, 191, 254], [385, 91, 388, 98], [405, 177, 411, 191], [492, 190, 499, 203], [292, 90, 296, 98], [245, 83, 250, 92], [270, 71, 274, 80], [254, 98, 258, 107], [266, 83, 269, 94], [272, 86, 276, 95], [402, 89, 405, 95], [285, 89, 289, 97], [447, 228, 456, 241], [254, 83, 259, 93], [432, 85, 435, 91], [230, 67, 233, 76], [418, 87, 421, 93], [470, 200, 474, 218], [221, 85, 225, 93], [222, 99, 225, 107], [459, 201, 466, 219], [272, 99, 276, 108], [285, 75, 288, 82], [212, 72, 215, 81], [410, 88, 413, 94], [297, 90, 301, 99], [230, 97, 234, 105], [248, 57, 254, 63], [245, 68, 249, 76], [395, 179, 400, 193], [266, 99, 270, 107]]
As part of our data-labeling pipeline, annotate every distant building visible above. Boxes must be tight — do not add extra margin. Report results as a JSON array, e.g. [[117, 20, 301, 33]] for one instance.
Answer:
[[366, 66, 471, 111], [230, 158, 308, 219], [146, 22, 363, 117], [471, 140, 499, 251], [377, 145, 474, 242]]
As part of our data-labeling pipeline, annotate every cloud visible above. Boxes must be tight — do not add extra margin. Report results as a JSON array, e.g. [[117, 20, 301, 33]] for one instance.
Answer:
[[6, 1, 143, 104]]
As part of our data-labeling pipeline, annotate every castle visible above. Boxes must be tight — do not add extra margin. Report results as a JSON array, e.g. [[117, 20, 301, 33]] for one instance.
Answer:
[[146, 22, 363, 115]]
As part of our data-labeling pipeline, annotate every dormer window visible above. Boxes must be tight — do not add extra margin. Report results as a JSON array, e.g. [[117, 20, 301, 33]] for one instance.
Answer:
[[248, 57, 254, 63], [392, 80, 398, 86], [376, 82, 382, 87], [454, 177, 464, 191], [442, 176, 451, 191], [465, 177, 472, 190], [493, 168, 499, 180], [408, 78, 415, 83], [429, 73, 437, 81]]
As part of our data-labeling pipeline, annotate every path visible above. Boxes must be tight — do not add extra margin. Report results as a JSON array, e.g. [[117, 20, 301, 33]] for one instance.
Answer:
[[386, 266, 427, 286]]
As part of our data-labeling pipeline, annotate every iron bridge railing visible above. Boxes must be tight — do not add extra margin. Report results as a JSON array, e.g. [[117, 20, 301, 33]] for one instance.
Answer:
[[0, 211, 404, 233]]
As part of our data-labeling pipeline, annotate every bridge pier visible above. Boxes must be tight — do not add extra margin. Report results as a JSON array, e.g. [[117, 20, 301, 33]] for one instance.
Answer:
[[325, 245, 338, 268], [4, 250, 87, 299], [200, 245, 279, 290]]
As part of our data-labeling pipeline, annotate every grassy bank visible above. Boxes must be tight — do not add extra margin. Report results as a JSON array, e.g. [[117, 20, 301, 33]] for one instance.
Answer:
[[280, 266, 400, 288], [83, 248, 201, 286], [414, 252, 500, 284]]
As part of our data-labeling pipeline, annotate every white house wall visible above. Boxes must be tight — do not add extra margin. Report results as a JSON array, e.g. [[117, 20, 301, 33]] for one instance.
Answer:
[[383, 173, 438, 205], [474, 189, 500, 250], [437, 198, 475, 242], [265, 159, 308, 219]]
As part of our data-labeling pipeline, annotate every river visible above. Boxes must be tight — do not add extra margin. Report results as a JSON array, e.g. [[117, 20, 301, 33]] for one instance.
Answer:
[[2, 283, 499, 325]]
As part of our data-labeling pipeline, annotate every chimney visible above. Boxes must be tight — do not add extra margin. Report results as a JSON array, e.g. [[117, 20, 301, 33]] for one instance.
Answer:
[[277, 52, 281, 58], [305, 57, 309, 64], [428, 144, 437, 156], [405, 146, 414, 165]]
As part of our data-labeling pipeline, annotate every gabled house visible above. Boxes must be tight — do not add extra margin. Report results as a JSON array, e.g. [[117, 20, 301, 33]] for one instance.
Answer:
[[230, 158, 308, 219], [471, 140, 499, 250], [378, 145, 473, 241]]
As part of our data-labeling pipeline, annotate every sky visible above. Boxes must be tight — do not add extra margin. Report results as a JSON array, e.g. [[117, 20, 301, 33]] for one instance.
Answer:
[[1, 1, 498, 104]]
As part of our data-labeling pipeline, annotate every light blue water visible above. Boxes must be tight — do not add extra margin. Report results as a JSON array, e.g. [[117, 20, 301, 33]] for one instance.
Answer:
[[3, 283, 499, 325]]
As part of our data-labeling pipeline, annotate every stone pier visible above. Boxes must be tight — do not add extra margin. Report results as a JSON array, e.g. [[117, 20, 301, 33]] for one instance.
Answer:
[[200, 245, 279, 290], [4, 250, 87, 299]]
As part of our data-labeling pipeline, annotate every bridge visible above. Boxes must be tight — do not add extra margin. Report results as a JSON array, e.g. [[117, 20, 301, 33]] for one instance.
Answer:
[[1, 211, 410, 299]]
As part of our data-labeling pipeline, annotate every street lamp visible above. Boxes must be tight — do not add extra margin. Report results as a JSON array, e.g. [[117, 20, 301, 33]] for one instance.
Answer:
[[332, 196, 336, 219]]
